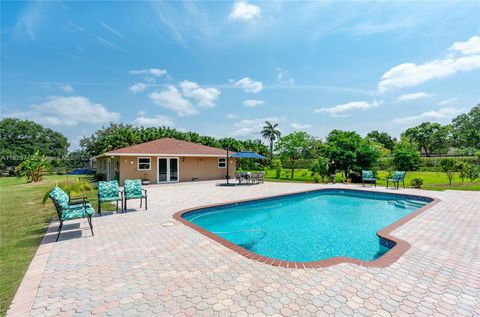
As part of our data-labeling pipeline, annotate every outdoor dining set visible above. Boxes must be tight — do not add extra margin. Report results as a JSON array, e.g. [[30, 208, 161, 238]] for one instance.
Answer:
[[234, 171, 265, 184]]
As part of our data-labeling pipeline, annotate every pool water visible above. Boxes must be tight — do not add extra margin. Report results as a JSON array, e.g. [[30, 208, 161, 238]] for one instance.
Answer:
[[183, 190, 430, 262]]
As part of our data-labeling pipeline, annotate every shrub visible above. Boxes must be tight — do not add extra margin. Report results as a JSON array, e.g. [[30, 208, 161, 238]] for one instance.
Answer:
[[456, 161, 469, 182], [466, 164, 479, 182], [393, 140, 420, 171], [271, 159, 282, 179], [312, 173, 322, 183], [15, 151, 51, 183], [309, 157, 329, 179], [439, 158, 456, 185], [42, 176, 96, 204], [410, 178, 423, 188], [93, 173, 106, 181]]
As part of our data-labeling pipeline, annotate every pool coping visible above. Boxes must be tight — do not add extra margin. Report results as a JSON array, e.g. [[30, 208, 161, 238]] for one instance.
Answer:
[[173, 188, 441, 269]]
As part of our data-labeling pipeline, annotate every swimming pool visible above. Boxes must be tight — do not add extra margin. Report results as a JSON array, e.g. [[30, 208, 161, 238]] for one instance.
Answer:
[[178, 189, 434, 266]]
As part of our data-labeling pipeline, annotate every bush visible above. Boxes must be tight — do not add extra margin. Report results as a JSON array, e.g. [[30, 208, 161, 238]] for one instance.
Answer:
[[15, 151, 51, 183], [393, 140, 420, 171], [410, 178, 423, 188], [93, 173, 106, 181], [440, 158, 456, 185], [312, 173, 322, 183], [466, 164, 479, 182], [309, 157, 329, 179], [43, 176, 96, 204], [271, 159, 282, 179]]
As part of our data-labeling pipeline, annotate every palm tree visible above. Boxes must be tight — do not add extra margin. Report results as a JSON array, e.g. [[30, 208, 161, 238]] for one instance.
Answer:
[[261, 121, 281, 161]]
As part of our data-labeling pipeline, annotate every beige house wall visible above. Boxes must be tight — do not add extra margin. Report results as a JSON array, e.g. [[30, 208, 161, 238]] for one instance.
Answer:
[[106, 155, 236, 185]]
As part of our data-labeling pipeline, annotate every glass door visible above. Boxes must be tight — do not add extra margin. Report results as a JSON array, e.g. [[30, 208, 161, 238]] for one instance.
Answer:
[[158, 158, 168, 182], [170, 158, 178, 182]]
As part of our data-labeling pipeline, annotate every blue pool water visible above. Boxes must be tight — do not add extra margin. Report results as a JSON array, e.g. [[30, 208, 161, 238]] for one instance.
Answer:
[[183, 190, 430, 262]]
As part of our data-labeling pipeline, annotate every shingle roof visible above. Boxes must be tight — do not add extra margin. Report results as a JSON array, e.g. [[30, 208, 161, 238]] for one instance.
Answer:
[[101, 138, 229, 157]]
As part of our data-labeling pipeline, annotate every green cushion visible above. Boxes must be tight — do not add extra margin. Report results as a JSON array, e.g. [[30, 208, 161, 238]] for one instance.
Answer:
[[362, 170, 374, 179], [393, 171, 406, 181], [49, 187, 70, 209], [61, 205, 94, 221], [124, 179, 143, 198], [98, 181, 120, 200], [125, 193, 145, 200], [99, 196, 121, 202]]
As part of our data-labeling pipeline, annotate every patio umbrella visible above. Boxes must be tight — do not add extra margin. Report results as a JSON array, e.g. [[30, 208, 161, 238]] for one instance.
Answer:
[[223, 151, 266, 185]]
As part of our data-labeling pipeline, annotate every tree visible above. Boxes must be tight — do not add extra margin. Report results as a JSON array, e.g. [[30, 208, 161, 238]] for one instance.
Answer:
[[366, 131, 396, 151], [466, 164, 479, 182], [0, 118, 69, 166], [261, 121, 281, 161], [392, 139, 421, 171], [402, 122, 451, 156], [440, 158, 456, 185], [322, 130, 380, 179], [451, 104, 480, 149], [275, 131, 311, 178], [16, 151, 51, 182], [310, 157, 329, 182]]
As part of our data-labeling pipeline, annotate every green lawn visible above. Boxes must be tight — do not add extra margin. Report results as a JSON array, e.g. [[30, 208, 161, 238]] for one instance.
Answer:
[[262, 169, 480, 191], [0, 175, 114, 316]]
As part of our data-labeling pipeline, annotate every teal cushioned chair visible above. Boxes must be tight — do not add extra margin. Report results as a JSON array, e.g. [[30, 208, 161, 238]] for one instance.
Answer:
[[124, 179, 147, 211], [48, 187, 94, 241], [97, 180, 123, 215], [387, 171, 406, 189], [362, 170, 377, 187]]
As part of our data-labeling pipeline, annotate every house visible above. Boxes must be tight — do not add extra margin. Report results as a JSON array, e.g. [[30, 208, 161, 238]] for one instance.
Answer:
[[96, 138, 236, 184]]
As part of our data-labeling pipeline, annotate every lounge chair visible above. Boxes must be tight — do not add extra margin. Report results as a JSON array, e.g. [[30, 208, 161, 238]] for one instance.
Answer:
[[98, 180, 123, 215], [48, 187, 94, 241], [250, 172, 258, 184], [124, 179, 147, 211], [387, 171, 406, 189], [362, 170, 376, 187]]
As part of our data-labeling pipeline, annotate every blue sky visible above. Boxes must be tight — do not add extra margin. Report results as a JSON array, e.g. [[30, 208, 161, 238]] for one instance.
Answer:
[[1, 1, 479, 149]]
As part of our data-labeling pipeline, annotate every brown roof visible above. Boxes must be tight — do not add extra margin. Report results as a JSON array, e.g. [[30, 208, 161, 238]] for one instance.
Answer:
[[101, 138, 229, 157]]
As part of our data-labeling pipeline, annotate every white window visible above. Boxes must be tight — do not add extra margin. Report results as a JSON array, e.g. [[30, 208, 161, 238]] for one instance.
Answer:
[[218, 158, 227, 168], [138, 157, 151, 170]]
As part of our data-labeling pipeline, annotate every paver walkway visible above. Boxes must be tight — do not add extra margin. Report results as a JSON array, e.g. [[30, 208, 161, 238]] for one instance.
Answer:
[[7, 181, 480, 316]]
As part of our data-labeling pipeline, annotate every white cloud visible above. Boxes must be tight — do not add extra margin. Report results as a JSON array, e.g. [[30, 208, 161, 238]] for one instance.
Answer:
[[291, 122, 311, 130], [231, 77, 263, 93], [60, 84, 74, 93], [226, 114, 238, 119], [438, 98, 458, 106], [315, 100, 382, 117], [397, 92, 430, 101], [276, 67, 295, 85], [378, 35, 480, 92], [7, 96, 120, 127], [449, 35, 480, 56], [233, 117, 279, 137], [229, 1, 261, 22], [180, 80, 220, 108], [392, 107, 464, 125], [133, 114, 174, 127], [129, 68, 167, 77], [243, 99, 264, 107], [149, 86, 198, 116], [129, 82, 147, 93]]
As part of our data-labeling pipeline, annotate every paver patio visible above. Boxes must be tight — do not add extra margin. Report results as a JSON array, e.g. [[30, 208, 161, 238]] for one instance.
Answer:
[[7, 181, 480, 316]]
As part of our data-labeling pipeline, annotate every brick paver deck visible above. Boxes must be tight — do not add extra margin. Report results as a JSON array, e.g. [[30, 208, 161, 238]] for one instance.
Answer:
[[7, 181, 480, 316]]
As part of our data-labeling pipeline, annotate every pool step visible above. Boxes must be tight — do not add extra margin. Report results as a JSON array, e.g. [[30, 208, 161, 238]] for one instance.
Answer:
[[388, 200, 425, 209]]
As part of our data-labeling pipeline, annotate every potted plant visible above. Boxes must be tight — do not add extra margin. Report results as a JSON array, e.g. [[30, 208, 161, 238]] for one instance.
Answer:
[[142, 173, 150, 185]]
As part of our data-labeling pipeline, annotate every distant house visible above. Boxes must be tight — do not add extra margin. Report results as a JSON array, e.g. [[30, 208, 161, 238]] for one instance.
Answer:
[[96, 138, 236, 184]]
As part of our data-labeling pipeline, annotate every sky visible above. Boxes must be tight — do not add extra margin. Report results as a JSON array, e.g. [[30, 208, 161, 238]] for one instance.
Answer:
[[1, 1, 480, 149]]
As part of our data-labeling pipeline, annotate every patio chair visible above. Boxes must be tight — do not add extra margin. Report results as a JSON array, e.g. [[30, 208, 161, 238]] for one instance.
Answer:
[[387, 171, 406, 189], [48, 187, 94, 241], [124, 179, 147, 211], [235, 173, 243, 184], [98, 180, 123, 215], [250, 172, 258, 184], [257, 172, 265, 184], [362, 170, 376, 187]]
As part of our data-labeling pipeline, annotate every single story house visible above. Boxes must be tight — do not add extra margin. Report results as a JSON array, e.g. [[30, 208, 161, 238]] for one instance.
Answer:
[[96, 138, 236, 184]]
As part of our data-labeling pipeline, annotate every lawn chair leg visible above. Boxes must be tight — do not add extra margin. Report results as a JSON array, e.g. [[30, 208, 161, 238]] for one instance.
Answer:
[[403, 181, 405, 189], [124, 199, 127, 213], [56, 221, 63, 241], [140, 198, 142, 208], [87, 215, 94, 236], [362, 181, 365, 187], [116, 200, 118, 212], [98, 202, 102, 216], [374, 181, 376, 187], [386, 180, 389, 188], [145, 196, 147, 211]]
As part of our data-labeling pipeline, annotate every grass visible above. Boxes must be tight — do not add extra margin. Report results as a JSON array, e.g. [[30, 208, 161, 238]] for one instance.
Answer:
[[262, 169, 480, 191], [0, 175, 114, 316]]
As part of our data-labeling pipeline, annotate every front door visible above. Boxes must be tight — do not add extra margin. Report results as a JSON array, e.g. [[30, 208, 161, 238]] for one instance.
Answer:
[[158, 158, 179, 183]]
